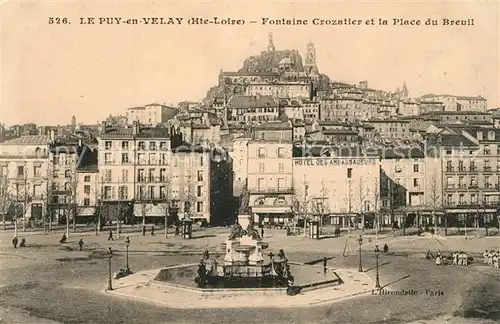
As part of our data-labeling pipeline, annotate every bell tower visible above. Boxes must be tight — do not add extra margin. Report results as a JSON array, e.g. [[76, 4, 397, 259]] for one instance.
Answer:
[[267, 32, 276, 52], [304, 41, 318, 74]]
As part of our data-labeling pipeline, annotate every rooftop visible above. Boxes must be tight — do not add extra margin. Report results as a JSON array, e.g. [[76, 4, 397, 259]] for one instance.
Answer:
[[0, 135, 51, 146]]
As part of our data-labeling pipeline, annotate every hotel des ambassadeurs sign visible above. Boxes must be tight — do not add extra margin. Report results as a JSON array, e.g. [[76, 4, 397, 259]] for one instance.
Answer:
[[293, 157, 378, 166]]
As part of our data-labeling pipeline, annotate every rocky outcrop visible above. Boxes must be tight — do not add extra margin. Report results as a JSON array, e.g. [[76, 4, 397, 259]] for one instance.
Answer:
[[238, 50, 304, 73]]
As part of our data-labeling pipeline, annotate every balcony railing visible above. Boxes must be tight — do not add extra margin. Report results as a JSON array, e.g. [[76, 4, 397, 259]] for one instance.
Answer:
[[445, 167, 454, 172], [484, 167, 492, 172], [250, 187, 295, 195]]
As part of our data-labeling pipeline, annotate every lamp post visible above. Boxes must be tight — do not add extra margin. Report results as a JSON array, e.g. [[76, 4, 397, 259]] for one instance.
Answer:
[[125, 236, 130, 271], [374, 245, 381, 289], [107, 247, 113, 291], [358, 235, 363, 272]]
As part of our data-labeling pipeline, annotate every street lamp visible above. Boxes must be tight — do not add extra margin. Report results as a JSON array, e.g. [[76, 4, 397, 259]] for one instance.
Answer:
[[125, 236, 130, 271], [374, 245, 381, 289], [107, 247, 113, 291], [358, 235, 363, 272]]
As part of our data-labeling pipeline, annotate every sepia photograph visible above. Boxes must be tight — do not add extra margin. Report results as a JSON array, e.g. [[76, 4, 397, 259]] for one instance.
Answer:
[[0, 0, 499, 323]]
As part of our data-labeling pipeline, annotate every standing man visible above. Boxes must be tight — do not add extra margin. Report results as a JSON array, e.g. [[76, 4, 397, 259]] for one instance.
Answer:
[[12, 236, 18, 249], [323, 257, 328, 275], [261, 226, 264, 238], [108, 229, 114, 241], [78, 238, 84, 251], [151, 225, 155, 236]]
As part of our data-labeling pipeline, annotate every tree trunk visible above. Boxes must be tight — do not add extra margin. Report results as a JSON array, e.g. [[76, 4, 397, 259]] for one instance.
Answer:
[[164, 206, 168, 239], [73, 209, 76, 231], [116, 219, 120, 239], [444, 215, 448, 236], [22, 205, 26, 232], [2, 212, 5, 230], [66, 212, 70, 238]]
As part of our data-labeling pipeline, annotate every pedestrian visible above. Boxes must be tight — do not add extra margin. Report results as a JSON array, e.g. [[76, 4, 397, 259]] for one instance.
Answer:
[[19, 238, 26, 247], [435, 253, 442, 266], [151, 226, 155, 236], [484, 250, 489, 264], [142, 226, 146, 236], [78, 238, 84, 251], [493, 253, 498, 269], [452, 252, 458, 265], [108, 229, 114, 241], [489, 250, 494, 265], [60, 233, 67, 244], [323, 257, 328, 275], [12, 236, 18, 249], [383, 243, 388, 254], [463, 253, 468, 266], [261, 227, 264, 238]]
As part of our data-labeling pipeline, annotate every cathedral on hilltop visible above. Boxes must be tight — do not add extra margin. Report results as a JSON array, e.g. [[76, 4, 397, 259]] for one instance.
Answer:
[[214, 33, 323, 96]]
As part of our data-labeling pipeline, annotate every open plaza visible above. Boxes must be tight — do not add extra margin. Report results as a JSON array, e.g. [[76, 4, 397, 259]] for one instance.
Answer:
[[1, 224, 500, 324]]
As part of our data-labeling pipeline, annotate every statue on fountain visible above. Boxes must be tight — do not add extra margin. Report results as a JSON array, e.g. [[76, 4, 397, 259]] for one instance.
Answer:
[[228, 221, 243, 240]]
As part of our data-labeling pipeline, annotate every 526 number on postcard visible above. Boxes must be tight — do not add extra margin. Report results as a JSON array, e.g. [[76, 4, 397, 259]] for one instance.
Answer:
[[48, 17, 70, 24]]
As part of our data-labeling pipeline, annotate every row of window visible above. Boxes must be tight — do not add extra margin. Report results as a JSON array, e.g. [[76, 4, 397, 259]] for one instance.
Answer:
[[104, 153, 204, 167], [394, 164, 420, 173], [446, 175, 500, 189], [104, 141, 169, 151], [102, 169, 204, 183], [445, 160, 500, 172], [3, 165, 43, 177], [446, 194, 498, 205], [257, 147, 287, 158]]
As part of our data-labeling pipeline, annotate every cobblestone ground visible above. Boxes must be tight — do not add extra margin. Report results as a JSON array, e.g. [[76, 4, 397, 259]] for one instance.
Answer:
[[1, 227, 500, 323]]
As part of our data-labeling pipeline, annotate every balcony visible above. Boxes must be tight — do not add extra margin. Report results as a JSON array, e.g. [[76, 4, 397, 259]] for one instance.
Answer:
[[457, 184, 467, 189], [469, 184, 478, 189], [249, 187, 295, 195], [446, 184, 455, 189], [445, 167, 454, 173], [484, 167, 492, 172]]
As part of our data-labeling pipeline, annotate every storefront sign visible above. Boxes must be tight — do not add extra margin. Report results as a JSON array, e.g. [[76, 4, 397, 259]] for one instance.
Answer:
[[293, 158, 377, 166]]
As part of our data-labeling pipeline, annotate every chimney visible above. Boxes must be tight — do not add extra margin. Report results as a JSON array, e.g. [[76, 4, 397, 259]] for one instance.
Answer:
[[132, 121, 139, 135]]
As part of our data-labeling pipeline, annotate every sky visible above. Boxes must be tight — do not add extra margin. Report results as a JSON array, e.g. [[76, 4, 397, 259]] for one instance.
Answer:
[[1, 0, 499, 126]]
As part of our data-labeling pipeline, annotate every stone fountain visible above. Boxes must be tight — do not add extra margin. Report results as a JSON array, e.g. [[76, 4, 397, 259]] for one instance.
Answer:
[[194, 189, 292, 288]]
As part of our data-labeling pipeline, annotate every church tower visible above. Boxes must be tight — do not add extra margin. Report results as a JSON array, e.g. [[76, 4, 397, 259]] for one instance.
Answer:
[[267, 32, 276, 52], [304, 41, 318, 74], [401, 82, 409, 99]]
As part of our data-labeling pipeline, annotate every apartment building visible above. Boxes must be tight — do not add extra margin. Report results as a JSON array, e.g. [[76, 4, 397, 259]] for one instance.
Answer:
[[246, 81, 312, 100], [292, 145, 380, 229], [0, 135, 51, 225], [420, 94, 488, 112], [426, 127, 500, 227], [126, 103, 178, 126], [365, 119, 411, 139], [226, 95, 280, 125], [246, 122, 294, 225], [97, 122, 214, 224]]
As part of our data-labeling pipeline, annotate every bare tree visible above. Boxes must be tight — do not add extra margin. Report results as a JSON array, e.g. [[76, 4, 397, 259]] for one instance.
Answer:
[[428, 175, 441, 236], [357, 176, 367, 233], [371, 177, 381, 239], [108, 178, 129, 239], [312, 179, 330, 235], [183, 171, 198, 220], [0, 167, 11, 230], [156, 173, 172, 239], [67, 169, 79, 236], [344, 179, 354, 237], [138, 184, 152, 235]]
